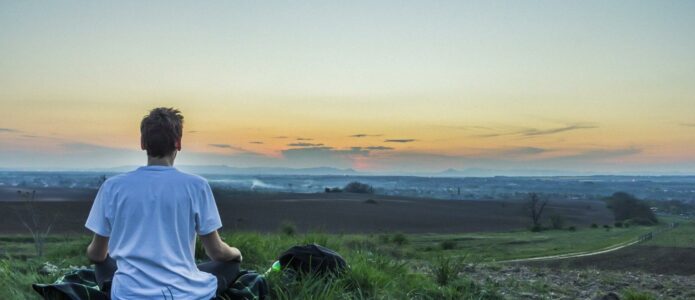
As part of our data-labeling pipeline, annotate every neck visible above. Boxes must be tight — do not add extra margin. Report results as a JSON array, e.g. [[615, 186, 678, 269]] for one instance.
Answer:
[[147, 154, 175, 167]]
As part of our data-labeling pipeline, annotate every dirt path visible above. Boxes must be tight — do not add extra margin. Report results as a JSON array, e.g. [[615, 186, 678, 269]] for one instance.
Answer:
[[499, 238, 641, 263], [501, 227, 671, 264]]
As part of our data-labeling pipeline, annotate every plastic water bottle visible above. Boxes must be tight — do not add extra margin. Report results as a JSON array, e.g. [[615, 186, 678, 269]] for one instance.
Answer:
[[265, 260, 281, 275]]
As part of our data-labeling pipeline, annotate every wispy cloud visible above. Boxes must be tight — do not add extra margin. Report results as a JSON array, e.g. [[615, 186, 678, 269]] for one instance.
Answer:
[[208, 143, 249, 152], [280, 146, 371, 168], [363, 146, 394, 150], [680, 123, 695, 128], [498, 147, 548, 156], [520, 124, 597, 136], [273, 136, 288, 139], [343, 146, 395, 152], [350, 133, 382, 138], [384, 139, 416, 143], [435, 125, 493, 131], [0, 128, 19, 133], [475, 124, 597, 138], [187, 130, 198, 134], [566, 147, 641, 160], [249, 141, 264, 144], [62, 142, 130, 152], [296, 137, 313, 141], [288, 142, 324, 147]]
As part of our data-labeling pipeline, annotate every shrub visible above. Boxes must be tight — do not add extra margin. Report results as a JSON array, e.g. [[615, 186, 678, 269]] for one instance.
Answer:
[[432, 256, 463, 286], [280, 221, 296, 236], [550, 215, 565, 230], [591, 223, 598, 228], [440, 240, 457, 250], [324, 187, 342, 193], [568, 226, 576, 232], [343, 181, 374, 194], [603, 225, 611, 231], [391, 233, 408, 245], [364, 198, 378, 204], [614, 221, 623, 228], [531, 225, 543, 232]]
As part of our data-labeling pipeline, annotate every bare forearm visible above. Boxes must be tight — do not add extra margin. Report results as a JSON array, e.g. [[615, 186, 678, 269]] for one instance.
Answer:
[[200, 231, 242, 262], [86, 234, 109, 263], [208, 244, 242, 262]]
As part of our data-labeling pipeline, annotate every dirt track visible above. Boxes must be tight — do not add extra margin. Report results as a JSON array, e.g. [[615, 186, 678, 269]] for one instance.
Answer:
[[524, 245, 695, 275], [0, 188, 614, 234]]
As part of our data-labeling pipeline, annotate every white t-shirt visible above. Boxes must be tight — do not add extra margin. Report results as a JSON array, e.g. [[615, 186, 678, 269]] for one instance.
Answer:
[[85, 165, 223, 300]]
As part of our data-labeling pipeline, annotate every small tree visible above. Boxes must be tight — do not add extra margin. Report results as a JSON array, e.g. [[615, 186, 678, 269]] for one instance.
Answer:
[[14, 190, 55, 257], [604, 192, 658, 225], [526, 192, 548, 230]]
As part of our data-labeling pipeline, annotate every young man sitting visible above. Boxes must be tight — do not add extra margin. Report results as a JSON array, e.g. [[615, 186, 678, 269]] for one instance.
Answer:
[[85, 107, 242, 299]]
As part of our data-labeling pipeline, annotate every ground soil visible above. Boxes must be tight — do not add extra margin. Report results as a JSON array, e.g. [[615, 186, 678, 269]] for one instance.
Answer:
[[463, 263, 695, 299], [0, 188, 614, 234]]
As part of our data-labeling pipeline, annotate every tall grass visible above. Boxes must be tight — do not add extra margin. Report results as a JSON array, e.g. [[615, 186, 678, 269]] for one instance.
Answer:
[[622, 289, 656, 300], [0, 258, 54, 300], [2, 232, 504, 299]]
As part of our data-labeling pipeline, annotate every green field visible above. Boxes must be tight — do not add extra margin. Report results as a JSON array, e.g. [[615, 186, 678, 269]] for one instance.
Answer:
[[409, 225, 655, 262], [0, 219, 686, 300]]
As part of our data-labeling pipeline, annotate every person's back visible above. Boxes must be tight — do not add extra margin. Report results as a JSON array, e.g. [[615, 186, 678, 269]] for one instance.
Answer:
[[88, 166, 220, 298], [85, 107, 242, 300]]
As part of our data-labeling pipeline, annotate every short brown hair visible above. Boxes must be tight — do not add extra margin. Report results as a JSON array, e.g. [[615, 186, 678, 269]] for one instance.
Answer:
[[140, 107, 184, 158]]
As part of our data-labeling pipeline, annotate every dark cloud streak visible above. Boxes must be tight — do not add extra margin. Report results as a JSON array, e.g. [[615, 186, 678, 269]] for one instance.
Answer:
[[384, 139, 416, 143], [350, 133, 382, 138]]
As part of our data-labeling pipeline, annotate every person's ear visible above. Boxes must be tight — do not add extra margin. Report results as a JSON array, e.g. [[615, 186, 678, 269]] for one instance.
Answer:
[[175, 138, 181, 151], [140, 138, 146, 150]]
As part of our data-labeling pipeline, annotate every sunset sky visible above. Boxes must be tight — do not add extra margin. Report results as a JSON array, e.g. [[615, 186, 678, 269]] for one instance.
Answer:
[[1, 1, 694, 174]]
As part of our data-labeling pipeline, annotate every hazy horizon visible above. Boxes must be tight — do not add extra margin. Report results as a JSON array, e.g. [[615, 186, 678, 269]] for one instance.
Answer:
[[2, 1, 694, 174]]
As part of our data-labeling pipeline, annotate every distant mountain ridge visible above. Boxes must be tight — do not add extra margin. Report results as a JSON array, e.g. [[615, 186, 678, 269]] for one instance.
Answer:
[[96, 165, 359, 175]]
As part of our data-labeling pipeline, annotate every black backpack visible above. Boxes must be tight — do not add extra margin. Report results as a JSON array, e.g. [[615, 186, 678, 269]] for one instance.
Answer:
[[278, 244, 348, 276]]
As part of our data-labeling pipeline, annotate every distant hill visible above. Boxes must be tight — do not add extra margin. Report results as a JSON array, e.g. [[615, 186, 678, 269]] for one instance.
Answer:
[[432, 168, 586, 177], [96, 165, 359, 176]]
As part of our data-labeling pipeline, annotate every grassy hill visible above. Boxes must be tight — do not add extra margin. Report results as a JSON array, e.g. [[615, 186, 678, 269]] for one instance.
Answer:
[[2, 219, 688, 299]]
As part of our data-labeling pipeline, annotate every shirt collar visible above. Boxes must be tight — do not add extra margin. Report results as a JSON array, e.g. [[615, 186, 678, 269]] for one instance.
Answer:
[[137, 165, 176, 171]]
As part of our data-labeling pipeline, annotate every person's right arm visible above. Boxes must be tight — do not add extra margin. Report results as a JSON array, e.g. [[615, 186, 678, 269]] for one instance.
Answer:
[[199, 230, 242, 262]]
